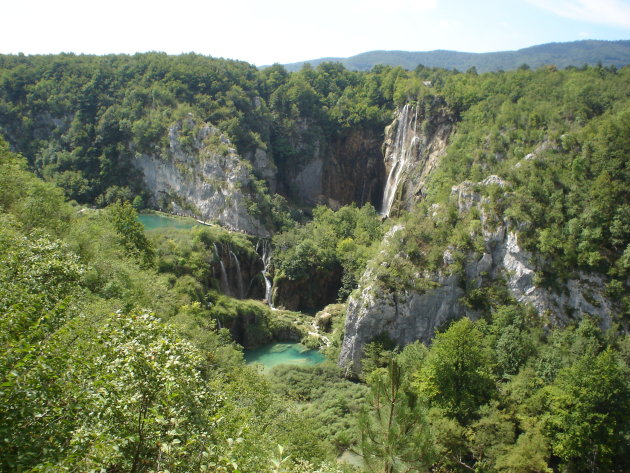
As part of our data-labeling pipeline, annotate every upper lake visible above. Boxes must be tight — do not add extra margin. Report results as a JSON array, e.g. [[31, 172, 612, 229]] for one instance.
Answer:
[[138, 213, 201, 231]]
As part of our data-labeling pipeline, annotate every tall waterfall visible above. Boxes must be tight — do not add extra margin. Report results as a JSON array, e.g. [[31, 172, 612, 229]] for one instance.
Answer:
[[214, 243, 231, 296], [257, 239, 275, 309], [380, 103, 419, 217], [229, 250, 245, 299]]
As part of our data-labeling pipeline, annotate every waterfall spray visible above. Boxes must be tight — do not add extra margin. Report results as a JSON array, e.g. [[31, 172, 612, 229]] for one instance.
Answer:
[[229, 250, 245, 299], [214, 243, 231, 296], [258, 239, 275, 309], [381, 103, 416, 218]]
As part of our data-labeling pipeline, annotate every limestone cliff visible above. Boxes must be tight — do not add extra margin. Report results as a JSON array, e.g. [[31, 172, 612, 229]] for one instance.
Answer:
[[133, 118, 270, 237], [275, 119, 385, 210], [322, 130, 386, 209], [339, 176, 616, 374], [339, 224, 466, 374]]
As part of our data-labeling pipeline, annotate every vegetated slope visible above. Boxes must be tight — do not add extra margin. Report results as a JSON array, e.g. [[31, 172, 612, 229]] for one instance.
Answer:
[[0, 54, 393, 218], [1, 140, 629, 473], [353, 315, 630, 473], [339, 63, 630, 372], [0, 138, 349, 473], [330, 63, 630, 473], [281, 39, 630, 72], [260, 64, 630, 329], [1, 53, 629, 473], [3, 53, 628, 317]]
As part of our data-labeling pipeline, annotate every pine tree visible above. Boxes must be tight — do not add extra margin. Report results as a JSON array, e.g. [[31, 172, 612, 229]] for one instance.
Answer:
[[358, 359, 434, 473]]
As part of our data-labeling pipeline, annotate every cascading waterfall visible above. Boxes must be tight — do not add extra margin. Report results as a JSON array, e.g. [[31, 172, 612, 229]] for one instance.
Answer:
[[380, 103, 419, 218], [229, 250, 245, 299], [263, 274, 274, 309], [214, 243, 231, 296], [257, 239, 275, 309]]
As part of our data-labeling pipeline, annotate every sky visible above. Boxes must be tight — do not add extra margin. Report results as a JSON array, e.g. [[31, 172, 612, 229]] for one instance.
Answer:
[[2, 0, 629, 66]]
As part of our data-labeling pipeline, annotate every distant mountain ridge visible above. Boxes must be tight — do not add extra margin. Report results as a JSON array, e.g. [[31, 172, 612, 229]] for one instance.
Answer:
[[279, 40, 630, 72]]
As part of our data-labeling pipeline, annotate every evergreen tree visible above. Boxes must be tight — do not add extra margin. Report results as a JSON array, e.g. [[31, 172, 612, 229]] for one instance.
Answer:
[[358, 359, 434, 473]]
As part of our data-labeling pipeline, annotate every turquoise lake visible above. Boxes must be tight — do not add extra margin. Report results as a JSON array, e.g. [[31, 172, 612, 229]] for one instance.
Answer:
[[138, 213, 201, 231], [245, 343, 326, 372]]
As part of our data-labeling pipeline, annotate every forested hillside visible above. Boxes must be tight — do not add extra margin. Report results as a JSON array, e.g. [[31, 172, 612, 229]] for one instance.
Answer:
[[281, 40, 630, 73], [1, 54, 629, 472], [0, 53, 392, 210]]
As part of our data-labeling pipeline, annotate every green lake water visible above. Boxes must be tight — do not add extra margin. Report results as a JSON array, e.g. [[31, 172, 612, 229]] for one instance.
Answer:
[[138, 213, 200, 231], [245, 343, 326, 372]]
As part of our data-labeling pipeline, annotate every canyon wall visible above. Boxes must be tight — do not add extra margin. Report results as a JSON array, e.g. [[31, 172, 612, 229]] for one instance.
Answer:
[[274, 120, 385, 210]]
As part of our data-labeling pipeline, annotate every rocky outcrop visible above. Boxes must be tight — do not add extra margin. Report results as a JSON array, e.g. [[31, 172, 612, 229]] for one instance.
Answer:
[[381, 98, 454, 216], [340, 176, 616, 374], [339, 224, 467, 374], [134, 118, 270, 236], [250, 147, 278, 194], [466, 228, 613, 329], [451, 177, 613, 327], [340, 266, 466, 374]]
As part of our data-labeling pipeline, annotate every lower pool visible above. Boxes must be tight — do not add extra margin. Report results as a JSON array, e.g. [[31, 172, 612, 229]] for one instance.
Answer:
[[244, 343, 326, 372]]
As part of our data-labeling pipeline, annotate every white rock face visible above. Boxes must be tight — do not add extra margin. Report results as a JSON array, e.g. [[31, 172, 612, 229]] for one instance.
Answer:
[[497, 231, 613, 327], [340, 225, 465, 373], [341, 271, 465, 374], [340, 175, 615, 374], [341, 100, 617, 374], [133, 119, 269, 237]]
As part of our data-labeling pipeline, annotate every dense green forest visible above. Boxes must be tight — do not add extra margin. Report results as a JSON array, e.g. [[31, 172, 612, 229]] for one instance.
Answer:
[[0, 53, 392, 209], [1, 53, 629, 472]]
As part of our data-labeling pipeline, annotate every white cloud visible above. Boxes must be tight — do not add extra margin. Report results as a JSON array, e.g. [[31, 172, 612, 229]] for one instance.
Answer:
[[526, 0, 630, 28]]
